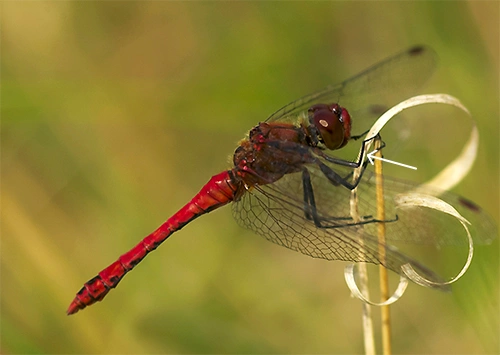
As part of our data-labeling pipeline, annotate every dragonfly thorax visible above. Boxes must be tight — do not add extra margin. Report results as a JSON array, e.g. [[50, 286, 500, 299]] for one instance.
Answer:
[[232, 122, 314, 186]]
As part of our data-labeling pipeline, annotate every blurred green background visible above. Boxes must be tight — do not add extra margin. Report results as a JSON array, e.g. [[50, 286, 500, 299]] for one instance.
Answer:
[[2, 2, 499, 354]]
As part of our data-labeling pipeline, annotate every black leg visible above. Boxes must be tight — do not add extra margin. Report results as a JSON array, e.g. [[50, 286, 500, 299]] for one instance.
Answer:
[[302, 167, 351, 228], [316, 134, 383, 169], [315, 134, 387, 189], [350, 129, 370, 141], [317, 158, 371, 190], [302, 168, 319, 225], [301, 168, 398, 229]]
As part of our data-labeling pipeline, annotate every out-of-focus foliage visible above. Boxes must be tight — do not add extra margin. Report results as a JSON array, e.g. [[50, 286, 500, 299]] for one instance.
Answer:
[[2, 2, 498, 354]]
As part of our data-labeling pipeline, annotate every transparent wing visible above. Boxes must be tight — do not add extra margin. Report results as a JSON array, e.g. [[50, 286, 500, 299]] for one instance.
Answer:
[[232, 161, 496, 287], [265, 46, 437, 137]]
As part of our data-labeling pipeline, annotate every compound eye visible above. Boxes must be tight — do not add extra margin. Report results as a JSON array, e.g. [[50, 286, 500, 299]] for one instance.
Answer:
[[308, 104, 351, 150]]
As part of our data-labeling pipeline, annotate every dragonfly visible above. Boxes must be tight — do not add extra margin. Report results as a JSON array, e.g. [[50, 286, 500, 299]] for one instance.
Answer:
[[67, 46, 496, 315]]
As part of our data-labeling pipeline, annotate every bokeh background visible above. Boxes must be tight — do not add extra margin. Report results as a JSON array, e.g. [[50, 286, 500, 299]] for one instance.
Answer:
[[2, 2, 499, 354]]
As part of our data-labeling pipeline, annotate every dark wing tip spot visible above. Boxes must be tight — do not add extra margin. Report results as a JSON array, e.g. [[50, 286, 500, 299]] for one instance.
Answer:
[[409, 45, 425, 56], [458, 197, 481, 213], [369, 104, 388, 116]]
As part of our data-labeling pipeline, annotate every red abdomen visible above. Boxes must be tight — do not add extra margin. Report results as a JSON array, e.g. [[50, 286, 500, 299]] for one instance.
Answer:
[[67, 170, 240, 315]]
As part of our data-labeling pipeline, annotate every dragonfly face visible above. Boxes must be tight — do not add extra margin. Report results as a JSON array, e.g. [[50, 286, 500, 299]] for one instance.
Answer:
[[307, 103, 352, 150]]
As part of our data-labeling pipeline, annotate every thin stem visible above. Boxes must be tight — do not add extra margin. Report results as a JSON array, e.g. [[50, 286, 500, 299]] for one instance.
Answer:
[[374, 138, 391, 355], [359, 262, 375, 355], [350, 165, 375, 355]]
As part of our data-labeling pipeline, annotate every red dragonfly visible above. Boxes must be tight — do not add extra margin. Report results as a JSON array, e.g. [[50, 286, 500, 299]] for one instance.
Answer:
[[68, 46, 495, 315]]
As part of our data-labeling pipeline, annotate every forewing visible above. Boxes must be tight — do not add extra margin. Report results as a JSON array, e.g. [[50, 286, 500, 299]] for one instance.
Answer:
[[265, 46, 437, 136]]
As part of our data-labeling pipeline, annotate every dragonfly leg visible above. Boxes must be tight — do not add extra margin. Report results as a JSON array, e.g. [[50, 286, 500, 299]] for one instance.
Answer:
[[315, 135, 378, 169], [302, 168, 320, 225], [350, 129, 370, 141], [317, 161, 366, 190], [316, 134, 387, 189], [302, 166, 398, 229], [318, 134, 385, 169], [302, 167, 352, 228]]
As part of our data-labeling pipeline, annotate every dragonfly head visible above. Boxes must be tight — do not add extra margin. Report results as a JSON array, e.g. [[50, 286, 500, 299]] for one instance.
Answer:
[[308, 103, 351, 150]]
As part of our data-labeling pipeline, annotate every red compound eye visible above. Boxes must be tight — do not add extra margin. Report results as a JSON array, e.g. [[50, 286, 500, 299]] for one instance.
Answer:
[[308, 103, 351, 150]]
